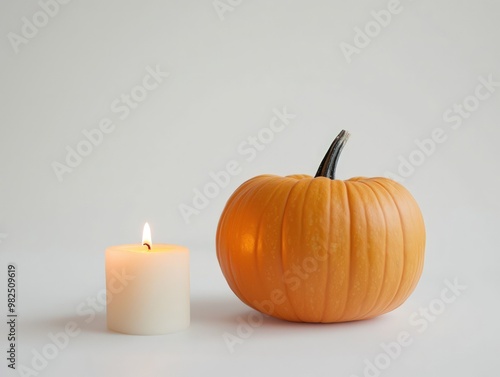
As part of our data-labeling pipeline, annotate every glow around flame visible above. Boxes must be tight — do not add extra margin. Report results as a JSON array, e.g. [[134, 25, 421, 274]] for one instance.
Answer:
[[142, 222, 152, 250]]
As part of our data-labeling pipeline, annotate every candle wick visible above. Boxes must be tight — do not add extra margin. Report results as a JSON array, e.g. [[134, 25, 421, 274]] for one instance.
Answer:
[[143, 242, 151, 250]]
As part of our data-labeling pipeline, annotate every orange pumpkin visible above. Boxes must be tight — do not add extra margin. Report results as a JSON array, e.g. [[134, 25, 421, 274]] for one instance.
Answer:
[[216, 131, 425, 322]]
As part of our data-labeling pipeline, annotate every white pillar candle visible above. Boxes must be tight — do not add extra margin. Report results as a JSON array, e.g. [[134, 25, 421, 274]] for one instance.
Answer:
[[105, 223, 190, 335]]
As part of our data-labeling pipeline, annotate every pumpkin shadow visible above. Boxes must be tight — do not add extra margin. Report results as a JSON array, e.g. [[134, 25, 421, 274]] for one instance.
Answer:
[[246, 310, 386, 330], [191, 296, 250, 325], [191, 295, 387, 331]]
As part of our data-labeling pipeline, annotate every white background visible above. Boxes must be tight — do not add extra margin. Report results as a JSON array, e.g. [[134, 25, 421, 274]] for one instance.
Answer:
[[1, 1, 499, 376]]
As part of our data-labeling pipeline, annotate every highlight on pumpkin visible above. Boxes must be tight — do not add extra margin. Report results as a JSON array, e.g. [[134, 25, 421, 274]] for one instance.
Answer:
[[216, 130, 425, 323]]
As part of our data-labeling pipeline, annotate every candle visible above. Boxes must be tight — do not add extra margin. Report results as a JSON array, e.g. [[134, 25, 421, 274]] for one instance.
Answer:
[[105, 223, 190, 335]]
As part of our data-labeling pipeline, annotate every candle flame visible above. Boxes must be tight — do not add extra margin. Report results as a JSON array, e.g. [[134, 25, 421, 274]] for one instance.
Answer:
[[142, 222, 152, 250]]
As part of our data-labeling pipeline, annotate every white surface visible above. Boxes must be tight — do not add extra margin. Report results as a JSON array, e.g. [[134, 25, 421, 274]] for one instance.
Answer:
[[1, 0, 499, 376], [1, 247, 497, 377]]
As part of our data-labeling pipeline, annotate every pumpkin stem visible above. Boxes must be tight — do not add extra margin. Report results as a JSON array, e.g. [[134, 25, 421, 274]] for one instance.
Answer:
[[315, 130, 350, 180]]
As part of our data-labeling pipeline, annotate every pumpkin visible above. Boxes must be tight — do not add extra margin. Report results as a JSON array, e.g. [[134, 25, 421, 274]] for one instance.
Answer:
[[216, 130, 425, 322]]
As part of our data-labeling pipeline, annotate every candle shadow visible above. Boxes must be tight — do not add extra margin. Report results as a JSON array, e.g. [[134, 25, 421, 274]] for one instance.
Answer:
[[79, 312, 109, 334], [24, 312, 110, 335], [25, 297, 253, 337]]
